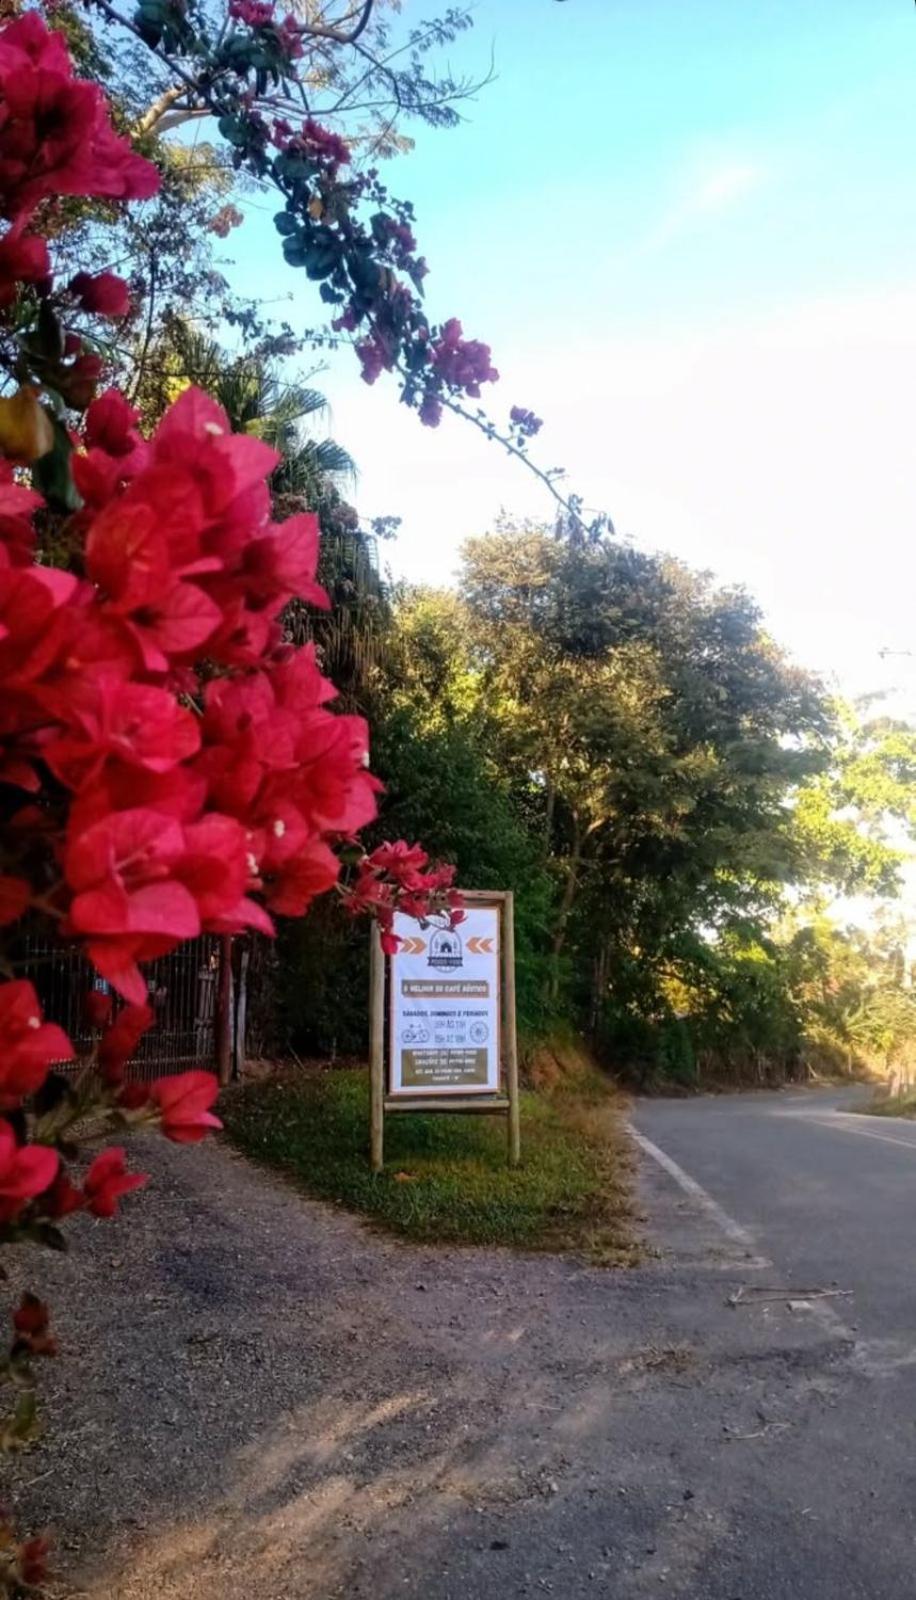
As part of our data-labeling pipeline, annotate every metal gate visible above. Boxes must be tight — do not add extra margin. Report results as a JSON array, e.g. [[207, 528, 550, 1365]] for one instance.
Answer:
[[19, 932, 221, 1081]]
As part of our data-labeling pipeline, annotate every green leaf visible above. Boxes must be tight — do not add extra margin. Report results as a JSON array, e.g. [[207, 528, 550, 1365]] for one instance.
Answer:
[[305, 249, 338, 281], [31, 414, 81, 513], [217, 115, 248, 148], [281, 236, 309, 269]]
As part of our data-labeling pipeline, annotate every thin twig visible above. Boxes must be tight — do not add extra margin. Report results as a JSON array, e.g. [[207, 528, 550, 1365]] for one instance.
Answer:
[[435, 386, 612, 536], [725, 1422, 791, 1442], [727, 1286, 853, 1307]]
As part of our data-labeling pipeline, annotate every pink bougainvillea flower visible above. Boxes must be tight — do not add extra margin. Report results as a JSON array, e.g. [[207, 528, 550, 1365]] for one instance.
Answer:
[[131, 581, 225, 671], [429, 317, 498, 398], [0, 1117, 58, 1220], [262, 835, 339, 917], [64, 809, 200, 1002], [418, 392, 443, 428], [68, 764, 207, 838], [42, 674, 201, 789], [0, 565, 77, 687], [85, 500, 222, 671], [57, 350, 104, 410], [148, 386, 278, 514], [40, 1167, 85, 1219], [195, 591, 280, 668], [73, 389, 147, 505], [83, 988, 113, 1029], [83, 1147, 147, 1217], [292, 711, 380, 835], [84, 500, 168, 606], [72, 447, 134, 508], [118, 1080, 151, 1112], [0, 457, 42, 566], [176, 813, 274, 936], [18, 1535, 51, 1588], [97, 1002, 153, 1083], [366, 840, 430, 890], [0, 13, 159, 221], [0, 873, 29, 925], [242, 512, 329, 609], [299, 118, 350, 171], [150, 1071, 221, 1143], [83, 389, 144, 457], [0, 980, 73, 1107], [12, 1292, 56, 1356], [0, 223, 49, 308], [69, 270, 130, 317]]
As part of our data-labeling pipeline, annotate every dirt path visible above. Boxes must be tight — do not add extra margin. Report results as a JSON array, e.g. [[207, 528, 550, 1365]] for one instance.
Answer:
[[4, 1121, 890, 1599]]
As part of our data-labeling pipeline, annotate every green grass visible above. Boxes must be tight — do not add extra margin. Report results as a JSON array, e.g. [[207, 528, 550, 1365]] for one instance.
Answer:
[[222, 1065, 637, 1260], [866, 1090, 916, 1119]]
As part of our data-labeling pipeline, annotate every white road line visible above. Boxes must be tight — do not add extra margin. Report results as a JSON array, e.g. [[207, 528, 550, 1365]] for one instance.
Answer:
[[629, 1125, 769, 1263], [801, 1116, 916, 1154]]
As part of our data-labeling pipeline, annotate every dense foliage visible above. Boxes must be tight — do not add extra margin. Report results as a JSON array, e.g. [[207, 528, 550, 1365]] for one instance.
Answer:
[[283, 522, 916, 1087]]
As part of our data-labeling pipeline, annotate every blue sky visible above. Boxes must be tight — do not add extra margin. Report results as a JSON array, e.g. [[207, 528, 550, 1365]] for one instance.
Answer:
[[227, 0, 916, 708]]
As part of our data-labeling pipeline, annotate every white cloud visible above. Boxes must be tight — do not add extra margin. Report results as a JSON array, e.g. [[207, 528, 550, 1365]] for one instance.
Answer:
[[692, 161, 764, 212], [612, 153, 767, 267], [323, 286, 916, 704]]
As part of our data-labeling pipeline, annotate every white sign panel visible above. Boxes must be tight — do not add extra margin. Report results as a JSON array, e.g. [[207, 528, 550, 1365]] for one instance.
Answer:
[[388, 904, 501, 1096]]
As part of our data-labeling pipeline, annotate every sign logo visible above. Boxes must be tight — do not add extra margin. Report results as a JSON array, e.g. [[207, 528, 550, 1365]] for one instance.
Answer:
[[428, 927, 463, 970]]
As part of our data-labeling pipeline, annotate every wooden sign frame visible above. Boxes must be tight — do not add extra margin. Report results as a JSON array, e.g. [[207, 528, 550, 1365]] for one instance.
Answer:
[[369, 890, 520, 1171]]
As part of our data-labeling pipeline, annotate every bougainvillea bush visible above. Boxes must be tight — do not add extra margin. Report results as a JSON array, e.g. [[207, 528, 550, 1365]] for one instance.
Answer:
[[0, 12, 460, 1591]]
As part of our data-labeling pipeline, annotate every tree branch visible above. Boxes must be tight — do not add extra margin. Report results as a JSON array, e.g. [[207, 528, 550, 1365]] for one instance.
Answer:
[[435, 387, 614, 540], [154, 106, 214, 133], [295, 1, 375, 46], [128, 248, 158, 405], [134, 84, 189, 136]]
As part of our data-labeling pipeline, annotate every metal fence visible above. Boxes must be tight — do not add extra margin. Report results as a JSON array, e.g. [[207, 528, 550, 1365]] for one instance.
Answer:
[[19, 932, 221, 1081]]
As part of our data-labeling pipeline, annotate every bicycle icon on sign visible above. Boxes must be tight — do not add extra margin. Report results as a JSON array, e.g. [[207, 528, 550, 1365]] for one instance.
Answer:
[[402, 1025, 430, 1045]]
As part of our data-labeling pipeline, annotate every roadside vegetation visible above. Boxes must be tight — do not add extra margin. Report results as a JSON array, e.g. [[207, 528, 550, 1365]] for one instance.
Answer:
[[866, 1089, 916, 1119], [222, 1058, 637, 1260], [281, 527, 916, 1094]]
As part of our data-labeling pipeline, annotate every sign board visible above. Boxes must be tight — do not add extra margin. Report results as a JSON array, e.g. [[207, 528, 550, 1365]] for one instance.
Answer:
[[388, 904, 501, 1096]]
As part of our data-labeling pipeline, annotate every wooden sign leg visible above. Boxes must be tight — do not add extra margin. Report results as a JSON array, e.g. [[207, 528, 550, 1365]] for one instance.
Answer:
[[503, 893, 521, 1167], [369, 925, 385, 1173]]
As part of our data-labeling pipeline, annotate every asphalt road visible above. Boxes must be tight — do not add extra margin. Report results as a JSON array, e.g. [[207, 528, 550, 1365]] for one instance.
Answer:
[[628, 1084, 916, 1598], [633, 1084, 916, 1357], [14, 1085, 916, 1600]]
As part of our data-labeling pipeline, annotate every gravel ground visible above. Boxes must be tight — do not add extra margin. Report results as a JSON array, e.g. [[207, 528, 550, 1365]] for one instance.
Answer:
[[2, 1125, 876, 1599]]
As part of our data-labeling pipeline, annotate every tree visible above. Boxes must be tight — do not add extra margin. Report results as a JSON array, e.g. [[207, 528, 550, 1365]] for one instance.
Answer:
[[793, 699, 916, 896], [460, 526, 834, 1005]]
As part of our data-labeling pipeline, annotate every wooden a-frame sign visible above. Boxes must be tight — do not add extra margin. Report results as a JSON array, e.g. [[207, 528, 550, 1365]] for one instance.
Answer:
[[369, 890, 521, 1171]]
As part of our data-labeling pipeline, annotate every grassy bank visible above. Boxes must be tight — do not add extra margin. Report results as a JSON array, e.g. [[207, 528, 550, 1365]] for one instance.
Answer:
[[222, 1063, 637, 1260], [866, 1089, 916, 1119]]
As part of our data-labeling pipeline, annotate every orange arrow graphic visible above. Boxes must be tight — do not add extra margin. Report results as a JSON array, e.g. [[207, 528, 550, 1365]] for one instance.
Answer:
[[466, 936, 495, 955], [399, 936, 427, 956]]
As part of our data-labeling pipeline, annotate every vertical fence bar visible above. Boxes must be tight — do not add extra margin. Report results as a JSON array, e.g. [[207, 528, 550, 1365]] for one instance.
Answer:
[[233, 943, 249, 1081], [369, 924, 385, 1173], [503, 892, 521, 1167], [216, 934, 233, 1087]]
